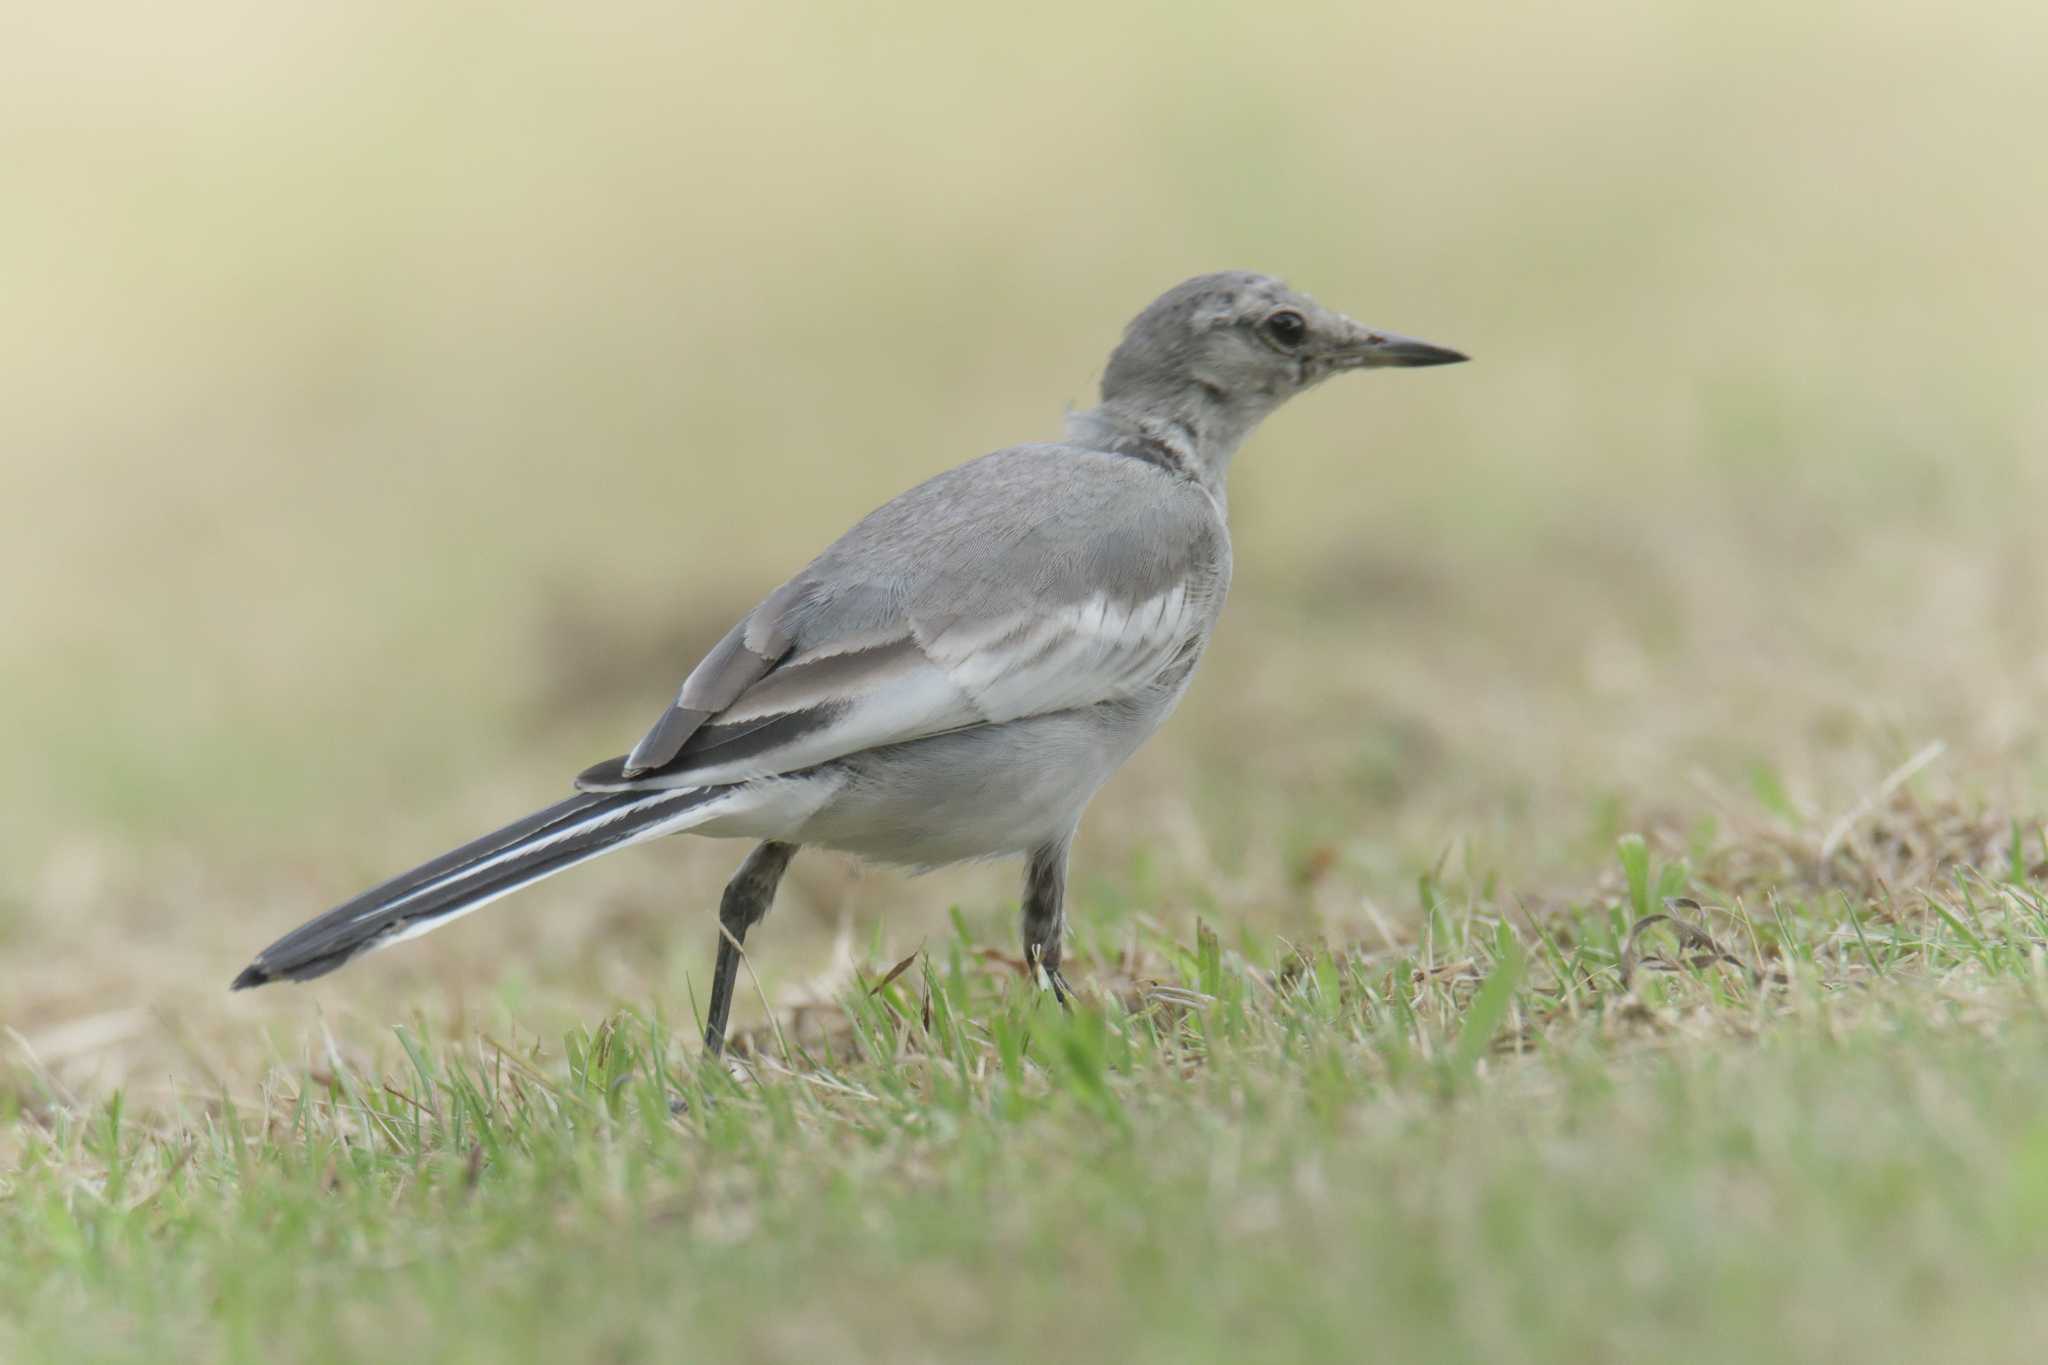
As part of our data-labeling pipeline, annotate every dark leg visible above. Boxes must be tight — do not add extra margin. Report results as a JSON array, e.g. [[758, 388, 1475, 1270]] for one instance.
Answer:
[[1022, 838, 1074, 1006], [704, 840, 798, 1055]]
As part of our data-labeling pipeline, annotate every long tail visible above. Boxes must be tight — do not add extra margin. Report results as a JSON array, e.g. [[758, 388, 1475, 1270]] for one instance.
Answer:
[[232, 786, 729, 989]]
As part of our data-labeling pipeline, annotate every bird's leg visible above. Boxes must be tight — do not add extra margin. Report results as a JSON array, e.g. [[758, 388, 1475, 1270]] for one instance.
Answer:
[[703, 840, 798, 1055], [1021, 838, 1074, 1008]]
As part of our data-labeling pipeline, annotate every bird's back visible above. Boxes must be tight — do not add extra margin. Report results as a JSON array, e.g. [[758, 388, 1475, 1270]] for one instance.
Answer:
[[778, 442, 1232, 651]]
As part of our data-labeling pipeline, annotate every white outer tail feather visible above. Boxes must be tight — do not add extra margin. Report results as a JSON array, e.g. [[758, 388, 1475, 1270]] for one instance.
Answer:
[[373, 787, 726, 952]]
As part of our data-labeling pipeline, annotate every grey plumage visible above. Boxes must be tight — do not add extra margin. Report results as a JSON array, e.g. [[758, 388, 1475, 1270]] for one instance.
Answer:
[[233, 270, 1466, 1050]]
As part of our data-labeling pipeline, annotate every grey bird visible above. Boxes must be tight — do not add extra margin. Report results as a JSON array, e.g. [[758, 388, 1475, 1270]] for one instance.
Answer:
[[232, 271, 1465, 1052]]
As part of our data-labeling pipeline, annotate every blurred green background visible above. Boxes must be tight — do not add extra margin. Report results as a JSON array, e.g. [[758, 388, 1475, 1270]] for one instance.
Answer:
[[4, 1, 2045, 1069]]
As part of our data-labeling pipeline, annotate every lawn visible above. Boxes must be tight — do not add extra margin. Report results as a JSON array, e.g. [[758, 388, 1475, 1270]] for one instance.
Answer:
[[13, 807, 2048, 1362], [5, 2, 2048, 1361]]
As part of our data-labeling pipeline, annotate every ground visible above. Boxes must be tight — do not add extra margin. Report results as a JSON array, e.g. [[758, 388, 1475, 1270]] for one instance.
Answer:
[[5, 3, 2048, 1362], [13, 800, 2048, 1361]]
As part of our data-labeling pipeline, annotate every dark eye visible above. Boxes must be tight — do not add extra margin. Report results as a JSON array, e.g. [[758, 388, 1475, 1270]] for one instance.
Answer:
[[1263, 310, 1308, 348]]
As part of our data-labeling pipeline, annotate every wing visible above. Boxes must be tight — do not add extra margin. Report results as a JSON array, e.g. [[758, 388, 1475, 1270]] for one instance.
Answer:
[[577, 446, 1228, 791]]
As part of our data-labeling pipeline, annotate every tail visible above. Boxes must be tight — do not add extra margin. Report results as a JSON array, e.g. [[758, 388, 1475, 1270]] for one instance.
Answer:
[[232, 785, 728, 989]]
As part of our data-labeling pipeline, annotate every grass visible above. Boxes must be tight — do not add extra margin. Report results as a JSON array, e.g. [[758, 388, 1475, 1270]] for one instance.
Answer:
[[13, 797, 2048, 1362], [8, 0, 2048, 1359]]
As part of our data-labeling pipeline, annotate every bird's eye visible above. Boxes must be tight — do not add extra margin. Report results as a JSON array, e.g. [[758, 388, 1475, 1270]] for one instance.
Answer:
[[1263, 310, 1308, 348]]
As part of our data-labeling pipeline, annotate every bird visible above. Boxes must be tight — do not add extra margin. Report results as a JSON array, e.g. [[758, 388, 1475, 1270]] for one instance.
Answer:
[[232, 271, 1466, 1052]]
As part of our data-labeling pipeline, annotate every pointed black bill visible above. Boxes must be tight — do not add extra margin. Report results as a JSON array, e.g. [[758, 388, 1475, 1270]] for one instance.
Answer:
[[1351, 327, 1468, 367]]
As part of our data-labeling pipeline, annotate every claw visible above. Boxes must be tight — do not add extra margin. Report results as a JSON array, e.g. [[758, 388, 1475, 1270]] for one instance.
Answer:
[[1049, 966, 1075, 1010], [1034, 957, 1074, 1010]]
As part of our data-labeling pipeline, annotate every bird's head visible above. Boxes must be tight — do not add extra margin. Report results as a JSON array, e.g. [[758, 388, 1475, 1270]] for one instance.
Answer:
[[1083, 271, 1465, 483]]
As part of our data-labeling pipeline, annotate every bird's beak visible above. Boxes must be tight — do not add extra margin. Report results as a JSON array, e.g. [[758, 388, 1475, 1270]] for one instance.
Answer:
[[1337, 324, 1469, 369]]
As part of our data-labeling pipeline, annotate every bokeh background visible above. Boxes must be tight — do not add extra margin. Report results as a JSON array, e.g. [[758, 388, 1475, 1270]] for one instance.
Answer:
[[6, 0, 2045, 1092]]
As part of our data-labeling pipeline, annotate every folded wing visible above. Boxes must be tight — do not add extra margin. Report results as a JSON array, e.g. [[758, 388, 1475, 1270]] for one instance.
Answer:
[[578, 446, 1226, 793]]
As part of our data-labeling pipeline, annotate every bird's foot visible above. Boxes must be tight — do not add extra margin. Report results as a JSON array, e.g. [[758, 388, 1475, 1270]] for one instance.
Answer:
[[1036, 960, 1075, 1010]]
